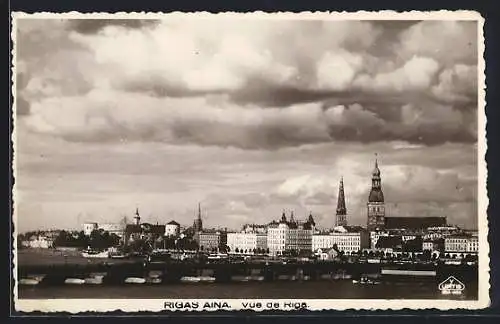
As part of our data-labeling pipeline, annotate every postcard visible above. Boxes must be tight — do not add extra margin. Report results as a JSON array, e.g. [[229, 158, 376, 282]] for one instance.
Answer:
[[11, 10, 489, 312]]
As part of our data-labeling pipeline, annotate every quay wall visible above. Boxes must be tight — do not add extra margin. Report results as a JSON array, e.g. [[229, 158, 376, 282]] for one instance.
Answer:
[[17, 261, 478, 286]]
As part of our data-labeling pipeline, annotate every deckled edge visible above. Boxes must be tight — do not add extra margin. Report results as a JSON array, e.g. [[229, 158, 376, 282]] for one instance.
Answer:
[[10, 10, 489, 313]]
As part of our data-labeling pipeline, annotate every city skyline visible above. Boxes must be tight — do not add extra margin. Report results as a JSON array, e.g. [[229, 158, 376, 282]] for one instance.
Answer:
[[14, 18, 478, 232]]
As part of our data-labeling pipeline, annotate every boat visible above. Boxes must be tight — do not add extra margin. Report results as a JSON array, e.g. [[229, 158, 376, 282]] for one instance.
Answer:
[[89, 272, 107, 279], [19, 278, 39, 286], [148, 271, 163, 279], [180, 276, 201, 283], [64, 278, 85, 285], [124, 277, 146, 284], [146, 277, 162, 284], [277, 275, 297, 281], [199, 276, 216, 283], [109, 252, 129, 259], [81, 250, 109, 259], [84, 277, 103, 285], [27, 274, 46, 282], [352, 276, 381, 285], [332, 271, 352, 280], [381, 269, 436, 277]]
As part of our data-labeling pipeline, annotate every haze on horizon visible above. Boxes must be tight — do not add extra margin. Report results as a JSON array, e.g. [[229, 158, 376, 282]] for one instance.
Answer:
[[13, 16, 479, 233]]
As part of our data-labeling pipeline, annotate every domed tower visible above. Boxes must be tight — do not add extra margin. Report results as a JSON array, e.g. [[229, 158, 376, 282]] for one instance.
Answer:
[[367, 157, 385, 231]]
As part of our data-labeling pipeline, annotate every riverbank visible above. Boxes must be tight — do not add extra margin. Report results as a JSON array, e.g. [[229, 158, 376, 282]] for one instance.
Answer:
[[17, 280, 478, 300]]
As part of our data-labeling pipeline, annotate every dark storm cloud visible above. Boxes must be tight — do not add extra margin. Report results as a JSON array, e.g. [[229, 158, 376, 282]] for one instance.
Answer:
[[68, 19, 160, 34], [16, 18, 480, 149]]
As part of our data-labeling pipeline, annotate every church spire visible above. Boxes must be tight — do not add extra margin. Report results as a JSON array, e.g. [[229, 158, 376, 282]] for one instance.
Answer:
[[336, 177, 347, 226], [193, 202, 203, 233], [367, 155, 385, 231], [134, 207, 140, 225]]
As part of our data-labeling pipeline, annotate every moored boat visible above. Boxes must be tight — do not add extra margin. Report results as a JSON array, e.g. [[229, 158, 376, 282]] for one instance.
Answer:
[[65, 278, 85, 285], [19, 278, 39, 286], [84, 277, 103, 285], [124, 277, 146, 284], [277, 275, 297, 281], [81, 250, 109, 259], [146, 277, 162, 284], [199, 276, 216, 283], [180, 276, 201, 283]]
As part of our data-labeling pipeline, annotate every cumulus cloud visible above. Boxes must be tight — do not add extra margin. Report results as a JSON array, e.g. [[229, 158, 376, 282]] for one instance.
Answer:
[[15, 18, 479, 150], [355, 56, 440, 92], [271, 159, 477, 227], [397, 20, 478, 66], [432, 64, 478, 104]]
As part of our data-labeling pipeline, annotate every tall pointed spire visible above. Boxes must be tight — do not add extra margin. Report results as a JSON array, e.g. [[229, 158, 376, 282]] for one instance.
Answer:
[[336, 177, 347, 226], [134, 207, 141, 225], [193, 202, 203, 233]]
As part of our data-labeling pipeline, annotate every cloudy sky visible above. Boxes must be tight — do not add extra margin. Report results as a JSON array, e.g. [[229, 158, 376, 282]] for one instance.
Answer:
[[13, 16, 479, 233]]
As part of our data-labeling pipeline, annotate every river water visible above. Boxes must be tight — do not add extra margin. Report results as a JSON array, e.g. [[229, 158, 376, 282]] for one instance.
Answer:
[[18, 280, 477, 300]]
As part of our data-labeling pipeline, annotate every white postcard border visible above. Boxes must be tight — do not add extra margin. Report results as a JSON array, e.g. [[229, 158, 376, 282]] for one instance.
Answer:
[[11, 10, 489, 313]]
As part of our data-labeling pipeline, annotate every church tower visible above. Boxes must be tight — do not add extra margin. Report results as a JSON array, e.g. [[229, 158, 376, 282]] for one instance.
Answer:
[[367, 157, 385, 231], [193, 202, 203, 233], [335, 177, 347, 226], [134, 207, 141, 225]]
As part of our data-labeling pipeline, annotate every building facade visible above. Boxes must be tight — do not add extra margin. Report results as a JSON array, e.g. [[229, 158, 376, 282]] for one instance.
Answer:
[[312, 233, 335, 251], [370, 231, 389, 249], [165, 220, 180, 237], [83, 222, 98, 236], [227, 232, 267, 253], [99, 223, 125, 238], [335, 177, 347, 226], [198, 231, 224, 251], [22, 235, 54, 249], [367, 158, 386, 231], [267, 212, 314, 255], [313, 226, 369, 254], [444, 235, 469, 252], [466, 236, 479, 252], [331, 226, 369, 253]]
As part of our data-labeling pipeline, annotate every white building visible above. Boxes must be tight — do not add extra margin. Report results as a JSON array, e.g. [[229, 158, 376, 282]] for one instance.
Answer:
[[466, 236, 479, 252], [227, 232, 267, 253], [422, 240, 434, 251], [164, 220, 181, 237], [267, 222, 288, 255], [312, 233, 335, 251], [267, 212, 314, 256], [313, 226, 369, 254], [444, 235, 470, 252], [23, 235, 54, 249], [83, 222, 125, 237], [331, 226, 369, 253], [83, 222, 98, 236], [370, 231, 389, 249], [99, 223, 125, 238]]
